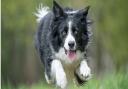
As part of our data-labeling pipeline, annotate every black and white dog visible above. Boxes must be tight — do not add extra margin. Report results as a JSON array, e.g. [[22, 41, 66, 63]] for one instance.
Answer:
[[35, 1, 91, 89]]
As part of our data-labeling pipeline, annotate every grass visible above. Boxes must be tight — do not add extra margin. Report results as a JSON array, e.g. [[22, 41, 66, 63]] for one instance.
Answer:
[[2, 73, 128, 89]]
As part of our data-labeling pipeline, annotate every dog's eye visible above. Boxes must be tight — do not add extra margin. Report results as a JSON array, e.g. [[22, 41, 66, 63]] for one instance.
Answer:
[[72, 27, 78, 35], [62, 31, 66, 35], [62, 27, 68, 36], [62, 30, 67, 36], [74, 30, 78, 35]]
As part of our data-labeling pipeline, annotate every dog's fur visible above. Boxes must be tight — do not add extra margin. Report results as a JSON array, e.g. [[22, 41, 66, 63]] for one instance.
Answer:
[[35, 1, 91, 89]]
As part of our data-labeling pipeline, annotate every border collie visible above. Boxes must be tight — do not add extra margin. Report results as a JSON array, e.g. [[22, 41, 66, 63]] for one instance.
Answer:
[[35, 1, 92, 89]]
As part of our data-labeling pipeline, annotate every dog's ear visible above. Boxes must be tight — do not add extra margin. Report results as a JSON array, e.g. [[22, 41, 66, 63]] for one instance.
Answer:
[[53, 0, 64, 18], [77, 6, 90, 22], [79, 6, 90, 16], [83, 6, 90, 16]]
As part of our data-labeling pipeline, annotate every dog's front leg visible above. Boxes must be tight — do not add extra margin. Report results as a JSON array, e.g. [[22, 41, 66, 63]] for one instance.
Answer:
[[75, 60, 91, 84], [51, 60, 67, 89]]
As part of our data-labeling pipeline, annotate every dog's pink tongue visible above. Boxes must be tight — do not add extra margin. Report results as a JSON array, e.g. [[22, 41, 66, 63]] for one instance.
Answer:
[[67, 51, 76, 60]]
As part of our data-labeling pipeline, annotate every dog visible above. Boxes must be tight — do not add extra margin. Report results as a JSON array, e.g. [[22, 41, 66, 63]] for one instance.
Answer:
[[35, 1, 92, 89]]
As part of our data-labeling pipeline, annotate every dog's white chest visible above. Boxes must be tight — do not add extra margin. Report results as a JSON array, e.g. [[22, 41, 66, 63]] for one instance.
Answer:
[[54, 48, 85, 83]]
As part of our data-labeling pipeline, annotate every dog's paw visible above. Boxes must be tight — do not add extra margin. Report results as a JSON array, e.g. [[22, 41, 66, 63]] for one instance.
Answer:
[[56, 71, 67, 89], [79, 63, 91, 81], [51, 60, 67, 89], [76, 61, 91, 82]]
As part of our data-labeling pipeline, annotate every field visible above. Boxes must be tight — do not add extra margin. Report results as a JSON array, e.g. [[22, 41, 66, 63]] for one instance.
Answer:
[[2, 0, 128, 89], [2, 73, 128, 89]]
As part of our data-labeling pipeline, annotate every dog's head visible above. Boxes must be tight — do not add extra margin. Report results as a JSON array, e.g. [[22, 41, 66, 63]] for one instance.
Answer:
[[51, 1, 90, 60]]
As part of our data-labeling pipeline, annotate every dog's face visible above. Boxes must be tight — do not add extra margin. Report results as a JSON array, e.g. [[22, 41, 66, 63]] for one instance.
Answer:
[[51, 1, 90, 60]]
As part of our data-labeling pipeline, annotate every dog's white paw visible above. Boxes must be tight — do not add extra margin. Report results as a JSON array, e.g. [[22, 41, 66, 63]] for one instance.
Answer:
[[56, 72, 67, 89], [52, 60, 67, 89], [78, 60, 91, 81]]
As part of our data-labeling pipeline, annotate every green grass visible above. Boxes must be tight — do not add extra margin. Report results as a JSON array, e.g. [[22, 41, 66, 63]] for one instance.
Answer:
[[2, 73, 128, 89]]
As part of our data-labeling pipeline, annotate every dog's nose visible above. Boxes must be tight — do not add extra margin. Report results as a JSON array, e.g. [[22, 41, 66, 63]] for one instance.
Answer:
[[68, 41, 75, 48]]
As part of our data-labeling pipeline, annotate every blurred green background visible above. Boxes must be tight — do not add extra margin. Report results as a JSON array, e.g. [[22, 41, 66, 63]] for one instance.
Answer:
[[2, 0, 128, 89]]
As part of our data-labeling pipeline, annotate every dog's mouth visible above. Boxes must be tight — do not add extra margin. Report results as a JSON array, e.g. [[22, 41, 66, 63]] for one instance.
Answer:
[[64, 48, 76, 60]]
